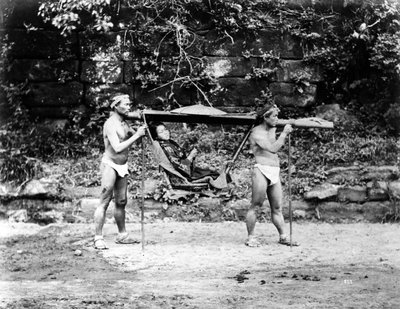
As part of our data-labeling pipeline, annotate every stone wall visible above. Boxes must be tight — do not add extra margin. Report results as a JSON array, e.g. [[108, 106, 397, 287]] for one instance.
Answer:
[[2, 164, 399, 224], [0, 0, 382, 125]]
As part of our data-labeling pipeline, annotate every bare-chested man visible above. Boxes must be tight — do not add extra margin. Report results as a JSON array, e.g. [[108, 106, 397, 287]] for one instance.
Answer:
[[93, 93, 147, 250], [245, 104, 299, 247]]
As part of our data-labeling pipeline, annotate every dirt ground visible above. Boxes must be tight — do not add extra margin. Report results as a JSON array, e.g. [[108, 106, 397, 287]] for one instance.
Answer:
[[1, 220, 400, 309]]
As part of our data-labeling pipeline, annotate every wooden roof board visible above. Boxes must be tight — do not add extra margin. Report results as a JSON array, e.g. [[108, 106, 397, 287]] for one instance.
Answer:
[[142, 110, 334, 129]]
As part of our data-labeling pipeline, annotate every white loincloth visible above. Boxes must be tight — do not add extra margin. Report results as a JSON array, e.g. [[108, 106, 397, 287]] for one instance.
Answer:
[[254, 164, 280, 186], [101, 157, 129, 177]]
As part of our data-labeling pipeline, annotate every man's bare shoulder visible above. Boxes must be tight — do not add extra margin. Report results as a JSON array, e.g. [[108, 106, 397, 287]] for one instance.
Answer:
[[104, 115, 118, 129], [252, 125, 265, 132], [250, 125, 266, 139]]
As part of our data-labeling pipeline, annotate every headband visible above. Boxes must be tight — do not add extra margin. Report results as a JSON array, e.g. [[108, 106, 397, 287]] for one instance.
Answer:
[[110, 94, 129, 108], [258, 104, 280, 118], [263, 104, 280, 116]]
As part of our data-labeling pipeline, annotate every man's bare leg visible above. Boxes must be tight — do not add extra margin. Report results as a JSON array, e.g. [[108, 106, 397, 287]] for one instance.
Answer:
[[94, 165, 116, 249], [267, 181, 285, 236], [245, 168, 268, 246], [267, 181, 299, 246], [94, 165, 116, 236], [113, 176, 140, 244], [113, 176, 128, 234]]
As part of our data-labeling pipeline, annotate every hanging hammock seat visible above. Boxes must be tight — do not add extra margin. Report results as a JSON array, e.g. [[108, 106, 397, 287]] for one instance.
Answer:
[[141, 110, 333, 193], [150, 140, 212, 191]]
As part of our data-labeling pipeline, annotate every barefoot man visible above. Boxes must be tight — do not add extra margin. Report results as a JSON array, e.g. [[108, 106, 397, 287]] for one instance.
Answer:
[[245, 104, 299, 247], [93, 93, 147, 250]]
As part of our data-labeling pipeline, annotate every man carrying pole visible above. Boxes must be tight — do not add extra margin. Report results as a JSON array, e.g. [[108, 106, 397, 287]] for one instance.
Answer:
[[93, 93, 147, 250], [245, 103, 299, 247]]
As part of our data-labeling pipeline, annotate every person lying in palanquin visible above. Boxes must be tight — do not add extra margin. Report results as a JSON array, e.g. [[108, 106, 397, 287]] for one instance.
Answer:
[[148, 122, 229, 188]]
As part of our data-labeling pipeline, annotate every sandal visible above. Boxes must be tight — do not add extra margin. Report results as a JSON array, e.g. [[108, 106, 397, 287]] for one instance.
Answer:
[[115, 233, 140, 244], [94, 237, 108, 250], [245, 237, 261, 247], [278, 237, 300, 247]]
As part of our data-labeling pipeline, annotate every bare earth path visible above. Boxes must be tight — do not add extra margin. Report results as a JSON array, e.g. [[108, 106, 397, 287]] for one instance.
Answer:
[[1, 221, 399, 308]]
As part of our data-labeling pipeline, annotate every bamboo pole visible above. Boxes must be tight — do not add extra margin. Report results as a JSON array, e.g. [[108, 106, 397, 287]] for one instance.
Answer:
[[140, 114, 150, 252], [288, 134, 293, 249], [141, 137, 145, 251]]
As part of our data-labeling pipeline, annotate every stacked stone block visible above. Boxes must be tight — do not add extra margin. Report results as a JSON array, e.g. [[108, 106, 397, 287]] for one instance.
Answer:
[[0, 0, 380, 124]]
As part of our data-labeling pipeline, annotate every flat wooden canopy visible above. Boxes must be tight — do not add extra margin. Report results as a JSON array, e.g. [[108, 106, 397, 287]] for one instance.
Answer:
[[142, 110, 334, 129]]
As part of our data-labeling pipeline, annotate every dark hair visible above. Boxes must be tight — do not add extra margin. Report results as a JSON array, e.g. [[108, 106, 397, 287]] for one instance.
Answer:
[[255, 104, 280, 124], [110, 93, 130, 109], [148, 122, 165, 140]]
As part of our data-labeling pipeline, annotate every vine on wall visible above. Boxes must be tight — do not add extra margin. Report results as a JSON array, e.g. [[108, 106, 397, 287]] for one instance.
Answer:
[[1, 0, 400, 185], [36, 0, 400, 129]]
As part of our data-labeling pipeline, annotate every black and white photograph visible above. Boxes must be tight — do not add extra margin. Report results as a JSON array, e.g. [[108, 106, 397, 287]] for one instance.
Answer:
[[0, 0, 399, 308]]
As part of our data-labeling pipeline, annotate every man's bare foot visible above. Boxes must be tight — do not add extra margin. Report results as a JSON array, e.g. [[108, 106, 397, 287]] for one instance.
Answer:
[[245, 237, 261, 247], [278, 237, 300, 246], [94, 236, 108, 250], [115, 233, 140, 244]]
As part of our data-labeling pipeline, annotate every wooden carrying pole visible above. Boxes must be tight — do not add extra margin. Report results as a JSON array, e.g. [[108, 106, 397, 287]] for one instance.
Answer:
[[140, 115, 150, 252], [226, 124, 254, 174], [288, 134, 293, 248], [141, 138, 145, 251], [278, 118, 334, 129]]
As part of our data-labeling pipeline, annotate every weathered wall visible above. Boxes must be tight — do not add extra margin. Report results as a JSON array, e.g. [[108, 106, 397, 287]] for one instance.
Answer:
[[0, 0, 383, 125]]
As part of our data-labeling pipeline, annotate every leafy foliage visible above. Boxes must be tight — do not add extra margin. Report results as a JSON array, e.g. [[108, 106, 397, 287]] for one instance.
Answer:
[[38, 0, 114, 34], [297, 1, 400, 128], [0, 40, 101, 183], [35, 0, 400, 128], [2, 0, 400, 193]]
